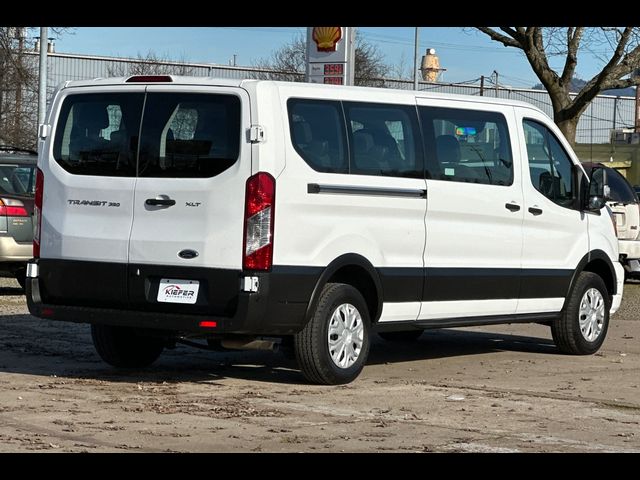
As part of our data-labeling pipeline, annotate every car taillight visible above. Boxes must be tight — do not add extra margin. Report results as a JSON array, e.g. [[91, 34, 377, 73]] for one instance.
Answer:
[[243, 172, 275, 271], [0, 198, 29, 217], [33, 167, 44, 258]]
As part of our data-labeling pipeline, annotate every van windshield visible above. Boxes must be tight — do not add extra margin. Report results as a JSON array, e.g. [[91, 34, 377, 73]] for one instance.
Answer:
[[52, 92, 241, 178]]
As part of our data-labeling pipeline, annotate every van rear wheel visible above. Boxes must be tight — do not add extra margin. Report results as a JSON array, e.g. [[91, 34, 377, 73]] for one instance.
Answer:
[[91, 324, 164, 368], [551, 272, 609, 355], [294, 283, 370, 385]]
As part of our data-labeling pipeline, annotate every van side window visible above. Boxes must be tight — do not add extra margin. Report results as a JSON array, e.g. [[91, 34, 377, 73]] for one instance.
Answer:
[[419, 106, 513, 186], [53, 93, 144, 177], [138, 93, 241, 178], [288, 99, 348, 174], [344, 103, 422, 178], [523, 119, 574, 208]]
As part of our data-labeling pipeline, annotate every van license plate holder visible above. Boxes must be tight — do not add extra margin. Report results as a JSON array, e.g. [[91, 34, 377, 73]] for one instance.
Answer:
[[157, 279, 200, 304]]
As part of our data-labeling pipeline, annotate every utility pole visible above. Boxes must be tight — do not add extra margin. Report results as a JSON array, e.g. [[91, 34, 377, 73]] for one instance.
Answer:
[[636, 85, 640, 133], [38, 26, 48, 128], [15, 29, 24, 137], [413, 27, 420, 90], [479, 75, 485, 96], [493, 70, 499, 98]]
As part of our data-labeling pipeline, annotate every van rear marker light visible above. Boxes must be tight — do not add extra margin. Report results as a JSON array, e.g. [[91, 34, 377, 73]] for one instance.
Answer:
[[241, 276, 259, 293], [26, 263, 39, 278]]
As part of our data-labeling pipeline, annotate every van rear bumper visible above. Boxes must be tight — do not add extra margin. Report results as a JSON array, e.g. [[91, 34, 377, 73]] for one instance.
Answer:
[[26, 260, 321, 336]]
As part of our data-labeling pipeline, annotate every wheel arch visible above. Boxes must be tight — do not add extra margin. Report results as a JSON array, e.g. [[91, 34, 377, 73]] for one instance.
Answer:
[[304, 254, 383, 325], [564, 249, 616, 310]]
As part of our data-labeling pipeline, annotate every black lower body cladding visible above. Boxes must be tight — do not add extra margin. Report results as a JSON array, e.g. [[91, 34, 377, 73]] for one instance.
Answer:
[[28, 259, 323, 335]]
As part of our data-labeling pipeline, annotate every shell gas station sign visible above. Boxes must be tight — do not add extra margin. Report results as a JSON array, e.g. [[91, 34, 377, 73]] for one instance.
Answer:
[[306, 27, 355, 86]]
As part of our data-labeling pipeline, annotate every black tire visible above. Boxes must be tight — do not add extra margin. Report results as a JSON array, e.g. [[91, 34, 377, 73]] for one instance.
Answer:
[[378, 330, 423, 342], [91, 325, 164, 368], [551, 272, 610, 355], [294, 283, 370, 385]]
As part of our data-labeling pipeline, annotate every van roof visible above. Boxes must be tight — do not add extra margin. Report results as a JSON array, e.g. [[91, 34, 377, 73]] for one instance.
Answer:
[[60, 76, 546, 115]]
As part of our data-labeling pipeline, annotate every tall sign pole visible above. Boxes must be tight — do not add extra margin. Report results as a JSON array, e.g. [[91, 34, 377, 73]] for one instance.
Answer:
[[306, 27, 355, 86], [38, 26, 48, 127], [413, 27, 420, 90]]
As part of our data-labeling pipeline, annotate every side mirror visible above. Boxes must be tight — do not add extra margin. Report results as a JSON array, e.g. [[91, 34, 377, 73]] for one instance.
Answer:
[[584, 166, 609, 212]]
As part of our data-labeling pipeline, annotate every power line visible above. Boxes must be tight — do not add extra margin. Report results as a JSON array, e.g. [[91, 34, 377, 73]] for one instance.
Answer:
[[359, 30, 525, 55]]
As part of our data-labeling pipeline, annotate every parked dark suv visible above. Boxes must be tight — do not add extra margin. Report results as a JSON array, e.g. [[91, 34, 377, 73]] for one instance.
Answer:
[[0, 146, 37, 289]]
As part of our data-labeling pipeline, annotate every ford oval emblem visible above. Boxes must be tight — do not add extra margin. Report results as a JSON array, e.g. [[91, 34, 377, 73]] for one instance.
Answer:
[[178, 249, 199, 259]]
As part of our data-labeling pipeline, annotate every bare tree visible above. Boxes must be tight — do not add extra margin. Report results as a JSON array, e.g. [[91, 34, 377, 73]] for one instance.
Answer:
[[0, 27, 72, 149], [253, 34, 390, 86], [106, 51, 195, 77], [0, 27, 38, 149], [389, 52, 412, 80], [475, 27, 640, 145]]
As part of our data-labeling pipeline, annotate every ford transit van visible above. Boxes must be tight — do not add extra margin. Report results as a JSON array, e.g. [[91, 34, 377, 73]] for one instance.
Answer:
[[26, 76, 624, 384]]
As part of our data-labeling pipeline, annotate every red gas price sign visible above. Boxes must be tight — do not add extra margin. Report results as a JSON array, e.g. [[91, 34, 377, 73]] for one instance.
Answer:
[[324, 63, 344, 76]]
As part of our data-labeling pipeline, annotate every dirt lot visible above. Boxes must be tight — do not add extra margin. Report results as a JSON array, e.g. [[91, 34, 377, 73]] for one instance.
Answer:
[[0, 277, 639, 452]]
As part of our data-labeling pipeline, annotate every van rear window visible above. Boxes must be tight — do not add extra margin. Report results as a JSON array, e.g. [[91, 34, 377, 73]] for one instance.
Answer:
[[53, 93, 144, 177], [52, 92, 241, 178]]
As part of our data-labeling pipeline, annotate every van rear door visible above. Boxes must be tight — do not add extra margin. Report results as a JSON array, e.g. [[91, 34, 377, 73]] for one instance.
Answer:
[[41, 88, 145, 307], [127, 86, 251, 316]]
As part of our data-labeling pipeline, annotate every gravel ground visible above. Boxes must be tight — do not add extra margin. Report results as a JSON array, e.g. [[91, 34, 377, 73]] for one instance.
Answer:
[[0, 276, 638, 452]]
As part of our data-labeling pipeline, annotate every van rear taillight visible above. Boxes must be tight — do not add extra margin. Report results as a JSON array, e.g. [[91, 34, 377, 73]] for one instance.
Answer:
[[0, 198, 28, 217], [33, 167, 44, 258], [243, 172, 275, 271]]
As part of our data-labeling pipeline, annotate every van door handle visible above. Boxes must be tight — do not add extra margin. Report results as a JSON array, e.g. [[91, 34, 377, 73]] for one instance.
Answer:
[[528, 206, 543, 216], [145, 198, 176, 207], [505, 202, 521, 212]]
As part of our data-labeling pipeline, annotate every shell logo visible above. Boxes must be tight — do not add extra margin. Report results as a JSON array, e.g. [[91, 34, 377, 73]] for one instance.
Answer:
[[312, 27, 342, 52]]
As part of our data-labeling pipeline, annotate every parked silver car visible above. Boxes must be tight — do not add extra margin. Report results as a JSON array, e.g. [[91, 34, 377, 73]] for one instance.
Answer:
[[0, 146, 36, 289]]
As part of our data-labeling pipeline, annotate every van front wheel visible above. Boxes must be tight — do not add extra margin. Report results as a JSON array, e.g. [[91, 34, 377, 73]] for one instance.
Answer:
[[551, 272, 609, 355], [91, 324, 164, 368], [294, 283, 370, 385]]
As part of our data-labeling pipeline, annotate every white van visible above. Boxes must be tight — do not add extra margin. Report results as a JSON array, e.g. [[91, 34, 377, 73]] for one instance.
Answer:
[[26, 76, 623, 385]]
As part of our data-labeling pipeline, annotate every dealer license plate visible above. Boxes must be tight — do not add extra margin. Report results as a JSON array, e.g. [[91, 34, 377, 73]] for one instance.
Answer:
[[157, 278, 200, 304]]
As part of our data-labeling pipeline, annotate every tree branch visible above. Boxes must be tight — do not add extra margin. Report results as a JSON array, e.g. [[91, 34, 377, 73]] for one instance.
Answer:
[[560, 27, 583, 86], [476, 27, 522, 49], [604, 76, 640, 90], [521, 28, 562, 96], [568, 28, 634, 117], [499, 27, 524, 43]]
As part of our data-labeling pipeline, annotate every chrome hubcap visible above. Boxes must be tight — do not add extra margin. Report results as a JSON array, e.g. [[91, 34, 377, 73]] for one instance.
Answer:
[[327, 303, 364, 369], [579, 288, 605, 342]]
